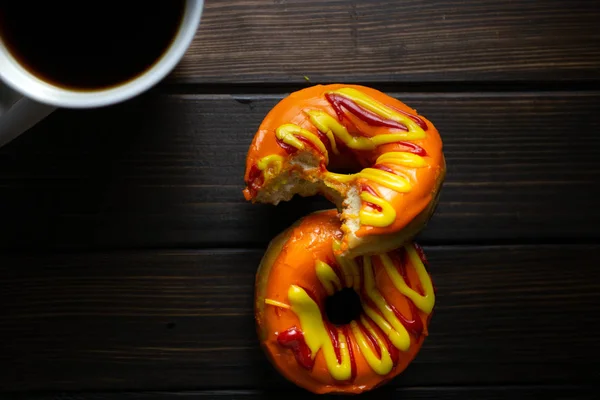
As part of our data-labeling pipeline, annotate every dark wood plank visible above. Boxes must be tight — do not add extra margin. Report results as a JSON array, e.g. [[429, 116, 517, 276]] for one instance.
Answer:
[[172, 0, 600, 83], [0, 91, 599, 251], [1, 245, 598, 392], [17, 386, 600, 400]]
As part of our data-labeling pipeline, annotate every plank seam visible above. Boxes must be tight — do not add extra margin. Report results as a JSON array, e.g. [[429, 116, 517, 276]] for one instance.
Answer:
[[3, 384, 597, 397], [156, 80, 600, 95], [0, 242, 598, 257]]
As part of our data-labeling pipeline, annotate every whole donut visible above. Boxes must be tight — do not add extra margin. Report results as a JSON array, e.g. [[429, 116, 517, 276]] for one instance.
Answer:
[[255, 210, 435, 394], [243, 84, 445, 257]]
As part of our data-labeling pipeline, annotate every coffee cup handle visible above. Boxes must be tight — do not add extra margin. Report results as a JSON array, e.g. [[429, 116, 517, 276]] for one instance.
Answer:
[[0, 83, 56, 148]]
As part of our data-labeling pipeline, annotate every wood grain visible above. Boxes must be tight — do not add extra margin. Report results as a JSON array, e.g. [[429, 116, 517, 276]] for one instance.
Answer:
[[1, 245, 598, 392], [0, 91, 598, 251], [1, 1, 598, 398], [19, 386, 600, 400], [170, 0, 600, 84]]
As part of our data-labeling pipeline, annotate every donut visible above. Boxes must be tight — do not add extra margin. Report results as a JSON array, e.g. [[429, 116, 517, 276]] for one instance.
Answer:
[[243, 84, 445, 257], [255, 210, 435, 394]]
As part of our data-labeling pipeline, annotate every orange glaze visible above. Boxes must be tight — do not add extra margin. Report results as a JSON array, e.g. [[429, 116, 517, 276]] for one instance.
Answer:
[[243, 84, 444, 244], [255, 210, 434, 394]]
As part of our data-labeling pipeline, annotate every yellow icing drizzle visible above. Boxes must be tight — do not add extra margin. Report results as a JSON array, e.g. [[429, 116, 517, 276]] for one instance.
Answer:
[[306, 109, 374, 150], [325, 168, 410, 228], [257, 155, 284, 181], [361, 254, 411, 352], [261, 87, 430, 229], [379, 245, 435, 314], [376, 152, 427, 168], [361, 302, 406, 351], [359, 192, 397, 228], [288, 285, 352, 381], [315, 260, 342, 296], [358, 168, 412, 193], [350, 316, 393, 375], [325, 130, 339, 155], [275, 123, 328, 163], [328, 88, 426, 141], [306, 109, 421, 151], [283, 243, 435, 380]]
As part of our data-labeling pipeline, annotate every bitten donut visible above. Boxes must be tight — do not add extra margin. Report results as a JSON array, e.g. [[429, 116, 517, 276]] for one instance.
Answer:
[[243, 84, 445, 257], [255, 210, 435, 394]]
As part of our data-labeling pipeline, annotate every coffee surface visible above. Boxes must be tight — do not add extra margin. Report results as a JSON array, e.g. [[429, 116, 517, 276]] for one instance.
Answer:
[[0, 1, 185, 90]]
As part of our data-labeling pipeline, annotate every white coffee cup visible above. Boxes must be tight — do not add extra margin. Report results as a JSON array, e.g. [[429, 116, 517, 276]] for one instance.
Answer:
[[0, 0, 204, 148]]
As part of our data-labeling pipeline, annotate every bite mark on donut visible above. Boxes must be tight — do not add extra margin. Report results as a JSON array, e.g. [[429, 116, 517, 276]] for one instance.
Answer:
[[244, 87, 438, 257], [251, 151, 326, 205]]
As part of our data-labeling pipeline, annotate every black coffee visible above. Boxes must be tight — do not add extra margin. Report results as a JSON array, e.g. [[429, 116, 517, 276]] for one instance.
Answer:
[[0, 1, 185, 90]]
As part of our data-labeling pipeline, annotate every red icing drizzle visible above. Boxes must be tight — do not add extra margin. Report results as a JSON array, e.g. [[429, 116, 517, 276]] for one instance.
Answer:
[[362, 184, 379, 197], [366, 314, 400, 367], [389, 301, 423, 338], [326, 322, 342, 364], [276, 245, 432, 375], [413, 243, 429, 266], [325, 93, 346, 121], [245, 165, 264, 198], [314, 128, 335, 154], [372, 164, 398, 175], [389, 250, 424, 336], [390, 141, 428, 157], [342, 326, 358, 381], [324, 93, 429, 158], [365, 202, 382, 212], [276, 139, 298, 154], [398, 247, 425, 297], [413, 243, 437, 295], [326, 93, 408, 131], [388, 104, 429, 131], [361, 184, 383, 212], [277, 327, 314, 370], [296, 136, 325, 156], [385, 332, 400, 367], [303, 287, 323, 307], [357, 319, 382, 358], [324, 259, 346, 288]]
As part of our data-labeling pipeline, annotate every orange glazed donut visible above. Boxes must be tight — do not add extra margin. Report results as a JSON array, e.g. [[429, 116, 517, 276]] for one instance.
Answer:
[[243, 84, 445, 257], [255, 210, 435, 394]]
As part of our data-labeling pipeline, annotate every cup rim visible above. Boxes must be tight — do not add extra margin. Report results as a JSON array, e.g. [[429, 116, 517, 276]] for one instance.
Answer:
[[0, 0, 204, 109]]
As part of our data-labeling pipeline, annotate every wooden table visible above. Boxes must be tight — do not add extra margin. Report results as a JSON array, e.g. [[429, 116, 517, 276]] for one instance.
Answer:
[[1, 1, 599, 398]]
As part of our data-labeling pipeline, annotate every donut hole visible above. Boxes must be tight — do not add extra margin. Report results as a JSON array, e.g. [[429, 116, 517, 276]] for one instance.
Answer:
[[326, 163, 361, 175], [325, 288, 363, 326]]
